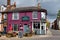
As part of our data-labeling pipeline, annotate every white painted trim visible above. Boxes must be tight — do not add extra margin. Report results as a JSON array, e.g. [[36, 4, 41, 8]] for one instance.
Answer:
[[12, 13, 19, 20], [32, 21, 34, 31], [45, 23, 46, 34], [32, 18, 38, 19]]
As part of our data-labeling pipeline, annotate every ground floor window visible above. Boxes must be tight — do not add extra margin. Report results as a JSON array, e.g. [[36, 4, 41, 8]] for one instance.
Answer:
[[12, 24, 18, 31], [33, 22, 40, 29]]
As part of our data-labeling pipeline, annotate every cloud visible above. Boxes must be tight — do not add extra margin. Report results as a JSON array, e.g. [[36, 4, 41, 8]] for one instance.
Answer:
[[40, 0, 60, 22], [40, 0, 59, 3], [11, 0, 37, 7], [0, 0, 60, 23], [0, 0, 7, 5]]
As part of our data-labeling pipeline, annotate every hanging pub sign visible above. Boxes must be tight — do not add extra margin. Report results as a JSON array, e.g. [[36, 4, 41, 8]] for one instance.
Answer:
[[41, 12, 46, 19]]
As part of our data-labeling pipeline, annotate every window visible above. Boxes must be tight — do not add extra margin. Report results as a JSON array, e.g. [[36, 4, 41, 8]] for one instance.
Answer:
[[0, 13, 2, 23], [12, 13, 19, 20], [0, 13, 2, 18], [41, 12, 46, 19], [4, 13, 7, 19], [12, 24, 18, 31], [33, 22, 40, 29], [32, 11, 38, 19], [59, 21, 60, 28]]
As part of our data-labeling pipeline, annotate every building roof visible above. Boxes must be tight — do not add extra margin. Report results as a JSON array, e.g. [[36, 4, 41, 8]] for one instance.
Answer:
[[0, 6, 47, 14]]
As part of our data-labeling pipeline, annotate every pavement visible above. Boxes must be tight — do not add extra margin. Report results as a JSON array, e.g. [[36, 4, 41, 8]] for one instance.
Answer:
[[0, 29, 53, 40], [1, 29, 60, 40]]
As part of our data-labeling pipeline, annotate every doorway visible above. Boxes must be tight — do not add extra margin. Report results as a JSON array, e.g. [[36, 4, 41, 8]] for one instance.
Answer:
[[41, 23, 46, 34], [23, 24, 30, 34], [3, 27, 7, 34]]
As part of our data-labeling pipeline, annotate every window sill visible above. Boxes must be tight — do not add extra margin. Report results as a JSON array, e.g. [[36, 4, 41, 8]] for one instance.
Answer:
[[12, 19, 19, 20], [32, 18, 38, 19]]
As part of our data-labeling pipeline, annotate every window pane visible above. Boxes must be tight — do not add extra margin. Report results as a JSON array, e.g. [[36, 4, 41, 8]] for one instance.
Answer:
[[13, 24, 18, 31], [4, 13, 7, 19], [32, 11, 38, 19], [14, 13, 18, 19], [33, 22, 40, 29], [12, 13, 19, 20]]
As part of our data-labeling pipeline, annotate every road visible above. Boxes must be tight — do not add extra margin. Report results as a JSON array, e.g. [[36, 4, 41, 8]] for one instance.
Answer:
[[0, 29, 60, 40], [50, 29, 60, 36]]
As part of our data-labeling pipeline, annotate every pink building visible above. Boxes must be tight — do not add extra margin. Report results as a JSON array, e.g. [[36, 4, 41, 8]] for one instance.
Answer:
[[6, 7, 47, 35]]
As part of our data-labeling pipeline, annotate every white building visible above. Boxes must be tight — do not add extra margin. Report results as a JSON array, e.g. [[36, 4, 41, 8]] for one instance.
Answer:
[[0, 5, 7, 32]]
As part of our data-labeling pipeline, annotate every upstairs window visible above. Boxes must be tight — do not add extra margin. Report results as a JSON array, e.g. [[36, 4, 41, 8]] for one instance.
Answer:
[[12, 13, 19, 20], [4, 13, 7, 19], [0, 13, 2, 23], [32, 11, 38, 19]]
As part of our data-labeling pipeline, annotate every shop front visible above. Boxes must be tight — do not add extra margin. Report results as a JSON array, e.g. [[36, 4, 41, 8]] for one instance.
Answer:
[[40, 22, 46, 34], [21, 16, 32, 36], [32, 21, 46, 35], [32, 21, 41, 35]]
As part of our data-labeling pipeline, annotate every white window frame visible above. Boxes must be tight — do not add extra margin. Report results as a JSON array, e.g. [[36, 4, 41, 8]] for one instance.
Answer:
[[4, 13, 7, 19], [12, 24, 18, 31], [12, 13, 19, 20], [0, 13, 2, 23], [32, 11, 38, 19]]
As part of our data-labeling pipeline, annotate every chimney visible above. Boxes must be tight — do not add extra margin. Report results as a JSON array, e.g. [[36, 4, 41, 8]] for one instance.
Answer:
[[14, 2, 16, 7], [37, 0, 40, 9], [7, 0, 10, 5], [37, 3, 40, 9]]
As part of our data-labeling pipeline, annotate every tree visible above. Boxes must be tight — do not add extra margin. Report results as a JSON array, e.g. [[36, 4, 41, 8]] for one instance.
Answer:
[[57, 10, 60, 18], [46, 20, 50, 28]]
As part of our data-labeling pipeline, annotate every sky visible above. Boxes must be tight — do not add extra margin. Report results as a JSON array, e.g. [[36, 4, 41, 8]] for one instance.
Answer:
[[0, 0, 60, 23]]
